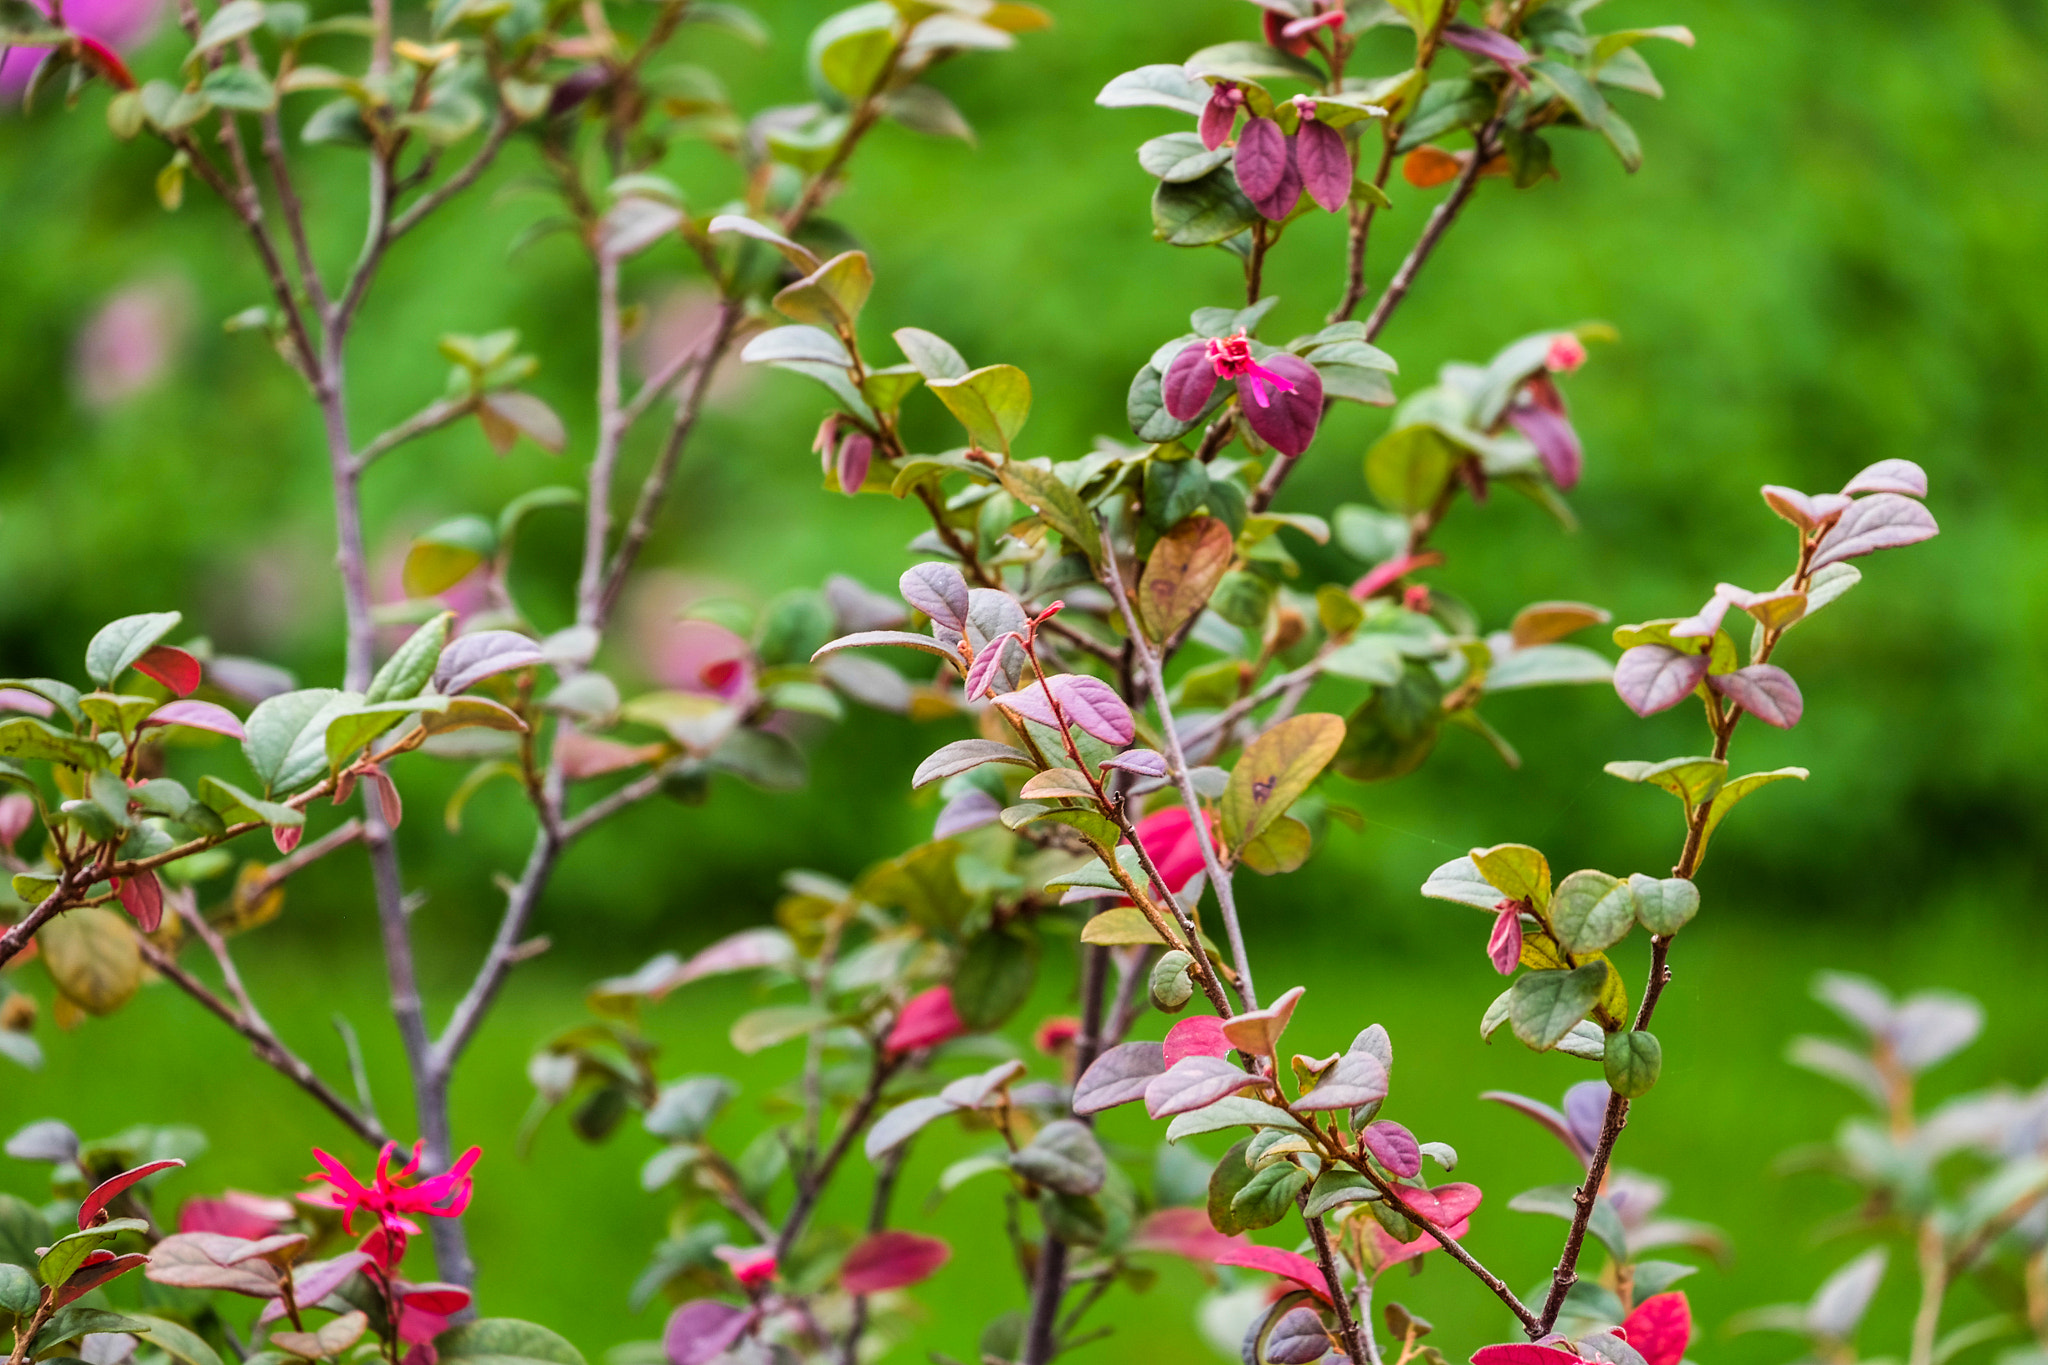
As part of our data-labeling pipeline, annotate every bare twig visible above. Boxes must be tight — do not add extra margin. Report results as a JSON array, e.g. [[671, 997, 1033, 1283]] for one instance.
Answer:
[[357, 398, 476, 468]]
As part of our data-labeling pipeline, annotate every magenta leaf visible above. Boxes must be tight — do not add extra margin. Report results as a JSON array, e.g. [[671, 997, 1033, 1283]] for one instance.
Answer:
[[1399, 1180, 1482, 1228], [1101, 748, 1168, 779], [1840, 458, 1927, 498], [1507, 398, 1583, 490], [1213, 1244, 1332, 1303], [399, 1283, 472, 1315], [143, 699, 247, 740], [1238, 354, 1323, 457], [899, 563, 970, 631], [1612, 645, 1710, 718], [1144, 1055, 1266, 1119], [1708, 664, 1803, 728], [1809, 492, 1939, 570], [885, 986, 966, 1053], [116, 870, 164, 934], [1163, 1014, 1232, 1067], [663, 1300, 751, 1365], [135, 645, 202, 697], [1442, 22, 1534, 87], [79, 1158, 185, 1229], [1294, 1052, 1388, 1112], [1622, 1292, 1694, 1365], [1472, 1347, 1586, 1365], [433, 630, 545, 695], [1487, 906, 1522, 975], [1295, 118, 1352, 212], [836, 431, 873, 495], [1052, 674, 1135, 746], [963, 635, 1020, 699], [1072, 1041, 1166, 1115], [1232, 116, 1289, 202], [840, 1230, 951, 1294], [1162, 341, 1219, 421], [1250, 146, 1303, 219], [1363, 1120, 1423, 1178]]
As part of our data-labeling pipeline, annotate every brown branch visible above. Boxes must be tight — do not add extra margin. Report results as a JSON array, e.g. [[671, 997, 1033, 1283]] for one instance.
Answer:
[[774, 1052, 904, 1260]]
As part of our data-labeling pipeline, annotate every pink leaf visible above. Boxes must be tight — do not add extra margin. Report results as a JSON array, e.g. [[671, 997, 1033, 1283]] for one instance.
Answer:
[[935, 788, 1000, 838], [1612, 645, 1709, 718], [1296, 118, 1352, 212], [0, 793, 35, 851], [1238, 354, 1323, 457], [1072, 1041, 1166, 1115], [1233, 116, 1290, 203], [1621, 1291, 1693, 1365], [1487, 906, 1522, 975], [1351, 550, 1444, 601], [1294, 1052, 1388, 1112], [367, 766, 404, 827], [56, 1251, 149, 1307], [1261, 9, 1311, 56], [899, 563, 970, 631], [1162, 342, 1219, 421], [1840, 458, 1927, 498], [115, 870, 164, 934], [1198, 84, 1240, 150], [1810, 492, 1939, 570], [1707, 664, 1803, 728], [989, 680, 1061, 729], [1212, 1244, 1332, 1303], [663, 1300, 751, 1365], [962, 633, 1019, 700], [1142, 1055, 1265, 1119], [840, 1230, 951, 1295], [273, 824, 304, 855], [258, 1252, 373, 1322], [1130, 1207, 1245, 1261], [1101, 748, 1167, 779], [1397, 1181, 1482, 1228], [79, 1159, 185, 1229], [1668, 590, 1733, 640], [433, 630, 545, 695], [885, 986, 967, 1054], [135, 646, 202, 697], [1051, 674, 1135, 746], [1482, 1090, 1590, 1165], [836, 432, 873, 496], [143, 699, 247, 740], [0, 688, 54, 718], [1163, 1015, 1232, 1068], [1442, 23, 1534, 87], [1362, 1121, 1422, 1178]]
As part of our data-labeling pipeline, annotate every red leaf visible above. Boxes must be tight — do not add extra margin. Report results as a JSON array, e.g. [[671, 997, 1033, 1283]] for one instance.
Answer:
[[400, 1283, 473, 1315], [1213, 1244, 1332, 1303], [1129, 1207, 1245, 1262], [1238, 355, 1323, 457], [885, 986, 967, 1053], [116, 870, 164, 933], [1402, 1181, 1482, 1226], [1369, 1214, 1470, 1269], [841, 1230, 951, 1295], [1163, 1014, 1232, 1067], [135, 646, 202, 697], [56, 1251, 149, 1307], [1296, 118, 1353, 212], [1163, 341, 1220, 421], [1261, 8, 1311, 55], [143, 699, 247, 739], [273, 823, 304, 855], [1622, 1291, 1692, 1365], [79, 1158, 185, 1229], [1612, 645, 1710, 718], [1351, 550, 1444, 601]]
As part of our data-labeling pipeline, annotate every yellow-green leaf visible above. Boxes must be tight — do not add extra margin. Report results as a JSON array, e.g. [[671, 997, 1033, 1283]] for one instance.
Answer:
[[930, 363, 1031, 453], [1472, 842, 1551, 910], [1696, 766, 1807, 865], [1221, 714, 1345, 851], [39, 908, 142, 1016], [1138, 516, 1234, 641], [772, 251, 875, 331]]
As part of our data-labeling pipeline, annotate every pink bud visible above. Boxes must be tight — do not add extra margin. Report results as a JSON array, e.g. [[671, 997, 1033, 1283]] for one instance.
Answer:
[[0, 794, 34, 851], [885, 986, 968, 1054], [1544, 333, 1588, 373], [715, 1245, 779, 1289], [1487, 903, 1523, 975], [1198, 82, 1241, 151], [273, 824, 304, 855], [1033, 1016, 1080, 1054], [836, 431, 873, 496]]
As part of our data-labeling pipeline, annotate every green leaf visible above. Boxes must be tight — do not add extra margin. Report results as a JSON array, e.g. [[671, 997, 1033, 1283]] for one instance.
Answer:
[[995, 462, 1092, 558], [85, 612, 182, 688], [807, 3, 896, 99], [1604, 1030, 1662, 1097], [894, 327, 969, 381], [1078, 905, 1169, 948], [33, 1307, 155, 1355], [1508, 964, 1606, 1050], [931, 364, 1030, 453], [1628, 875, 1699, 935], [1471, 843, 1550, 910], [1184, 40, 1323, 82], [1221, 714, 1345, 851], [193, 0, 264, 56], [1486, 644, 1613, 690], [885, 83, 973, 141], [1095, 63, 1210, 115], [325, 697, 448, 772], [1151, 166, 1259, 248], [0, 1196, 54, 1271], [404, 516, 496, 597], [1206, 1138, 1257, 1236], [1137, 515, 1233, 640], [366, 613, 453, 705], [1304, 1169, 1380, 1218], [0, 0, 66, 43], [0, 1261, 37, 1316], [1696, 767, 1807, 862], [134, 1316, 227, 1365], [1009, 1121, 1106, 1197], [773, 251, 875, 330], [1238, 815, 1311, 875], [198, 775, 303, 830], [1590, 25, 1695, 65], [0, 717, 109, 771], [241, 688, 349, 794], [1507, 1184, 1629, 1263], [1165, 1097, 1307, 1143], [1420, 855, 1503, 911], [40, 1220, 147, 1287], [1230, 1161, 1309, 1231], [1602, 755, 1727, 809], [435, 1319, 588, 1365], [1548, 870, 1634, 954], [1365, 425, 1456, 514], [1529, 58, 1609, 125], [952, 928, 1037, 1029], [1137, 131, 1233, 183], [497, 486, 580, 546], [199, 64, 276, 110]]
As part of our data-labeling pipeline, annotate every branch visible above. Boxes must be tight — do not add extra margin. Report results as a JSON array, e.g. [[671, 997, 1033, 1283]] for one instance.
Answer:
[[774, 1051, 903, 1260], [1304, 1211, 1371, 1365], [429, 825, 561, 1076], [357, 397, 476, 468], [387, 108, 517, 243]]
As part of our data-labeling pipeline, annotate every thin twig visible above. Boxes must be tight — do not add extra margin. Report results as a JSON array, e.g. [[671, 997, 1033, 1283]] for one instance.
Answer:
[[356, 398, 476, 468]]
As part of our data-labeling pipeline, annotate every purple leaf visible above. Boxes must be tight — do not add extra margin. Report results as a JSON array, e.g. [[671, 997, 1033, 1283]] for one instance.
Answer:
[[1668, 590, 1733, 640], [1564, 1080, 1609, 1155], [1198, 83, 1239, 151], [1487, 905, 1522, 975], [899, 563, 970, 631], [1162, 341, 1219, 421], [1232, 116, 1289, 202], [989, 680, 1060, 729], [1810, 493, 1939, 570], [1295, 118, 1352, 212], [1237, 354, 1323, 457], [812, 630, 956, 663], [1708, 664, 1803, 729], [1362, 1120, 1423, 1178], [433, 631, 546, 695], [963, 632, 1021, 699], [1073, 1041, 1166, 1115], [836, 432, 873, 495], [1265, 1307, 1336, 1365], [1761, 485, 1852, 532], [1612, 645, 1709, 718], [1102, 748, 1168, 779], [1507, 395, 1583, 490], [663, 1300, 751, 1365], [934, 788, 1001, 839], [1840, 458, 1927, 498], [1250, 146, 1303, 219], [143, 699, 247, 740], [1142, 1055, 1267, 1119], [1442, 22, 1533, 87], [1052, 674, 1136, 746], [1294, 1051, 1388, 1112]]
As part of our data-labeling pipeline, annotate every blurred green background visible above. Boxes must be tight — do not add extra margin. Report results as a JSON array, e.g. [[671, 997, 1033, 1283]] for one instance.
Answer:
[[4, 0, 2047, 1359]]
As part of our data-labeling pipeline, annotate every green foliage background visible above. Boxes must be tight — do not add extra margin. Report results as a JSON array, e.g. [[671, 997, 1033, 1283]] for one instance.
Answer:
[[3, 0, 2047, 1359]]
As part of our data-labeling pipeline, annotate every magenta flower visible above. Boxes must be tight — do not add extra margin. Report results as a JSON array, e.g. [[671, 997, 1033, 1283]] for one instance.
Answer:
[[304, 1142, 481, 1265], [1162, 331, 1324, 457], [1, 0, 157, 97], [714, 1245, 778, 1289]]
